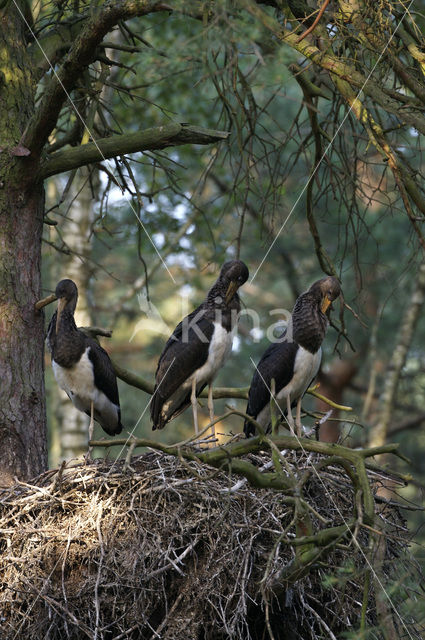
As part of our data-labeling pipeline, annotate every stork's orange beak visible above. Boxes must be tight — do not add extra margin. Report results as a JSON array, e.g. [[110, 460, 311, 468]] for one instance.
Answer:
[[56, 297, 67, 334], [225, 281, 239, 305], [321, 296, 332, 314], [35, 292, 57, 311]]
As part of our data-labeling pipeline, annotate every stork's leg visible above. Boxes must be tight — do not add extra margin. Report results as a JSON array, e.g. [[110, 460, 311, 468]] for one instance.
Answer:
[[88, 400, 95, 443], [286, 395, 295, 436], [85, 400, 95, 461], [208, 383, 215, 441], [191, 376, 199, 435], [295, 397, 302, 438]]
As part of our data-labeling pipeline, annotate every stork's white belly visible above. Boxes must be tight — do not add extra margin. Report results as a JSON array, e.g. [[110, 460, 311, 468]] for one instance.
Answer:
[[52, 347, 119, 427], [278, 346, 322, 401], [188, 322, 233, 385], [161, 322, 233, 417], [256, 346, 322, 427], [52, 348, 95, 405]]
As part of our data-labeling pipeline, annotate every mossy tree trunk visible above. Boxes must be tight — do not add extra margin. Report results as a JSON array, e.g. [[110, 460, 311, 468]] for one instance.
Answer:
[[0, 8, 47, 484]]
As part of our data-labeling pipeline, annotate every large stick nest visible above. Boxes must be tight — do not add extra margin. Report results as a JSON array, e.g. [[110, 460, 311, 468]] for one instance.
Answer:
[[0, 449, 421, 639]]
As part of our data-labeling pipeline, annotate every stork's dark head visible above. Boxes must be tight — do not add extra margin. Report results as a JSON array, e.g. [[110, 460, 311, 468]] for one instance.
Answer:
[[55, 279, 78, 333], [309, 276, 341, 314], [291, 276, 341, 352], [219, 260, 249, 305]]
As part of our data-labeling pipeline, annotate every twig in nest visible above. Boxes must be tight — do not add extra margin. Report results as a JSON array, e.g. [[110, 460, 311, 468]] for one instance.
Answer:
[[315, 409, 333, 441]]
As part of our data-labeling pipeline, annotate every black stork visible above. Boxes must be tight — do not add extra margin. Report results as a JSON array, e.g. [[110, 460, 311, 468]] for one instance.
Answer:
[[244, 276, 341, 438], [39, 279, 123, 442], [151, 260, 249, 438]]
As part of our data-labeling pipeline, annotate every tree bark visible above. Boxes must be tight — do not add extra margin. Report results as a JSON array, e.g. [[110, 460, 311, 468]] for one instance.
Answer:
[[0, 7, 47, 485]]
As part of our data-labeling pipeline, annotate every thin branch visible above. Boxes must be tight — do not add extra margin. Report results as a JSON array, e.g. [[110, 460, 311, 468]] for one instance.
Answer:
[[371, 262, 425, 447], [296, 0, 331, 43], [307, 390, 352, 412]]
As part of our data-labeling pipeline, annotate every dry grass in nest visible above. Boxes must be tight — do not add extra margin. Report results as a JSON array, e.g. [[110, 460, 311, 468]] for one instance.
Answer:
[[0, 448, 422, 640]]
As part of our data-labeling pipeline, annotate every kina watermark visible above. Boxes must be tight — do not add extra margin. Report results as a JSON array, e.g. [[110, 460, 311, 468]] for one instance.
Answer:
[[130, 291, 294, 344]]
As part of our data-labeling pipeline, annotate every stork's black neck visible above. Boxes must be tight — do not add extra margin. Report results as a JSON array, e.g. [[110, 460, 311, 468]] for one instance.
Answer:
[[291, 290, 328, 354], [49, 308, 86, 368], [204, 280, 241, 331], [206, 281, 241, 309]]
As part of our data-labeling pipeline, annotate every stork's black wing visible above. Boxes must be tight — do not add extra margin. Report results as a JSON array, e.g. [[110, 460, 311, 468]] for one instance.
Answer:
[[244, 335, 298, 436], [150, 307, 215, 429], [86, 337, 120, 406]]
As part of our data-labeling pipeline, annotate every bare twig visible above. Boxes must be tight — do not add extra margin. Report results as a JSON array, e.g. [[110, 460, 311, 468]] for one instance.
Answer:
[[296, 0, 331, 43]]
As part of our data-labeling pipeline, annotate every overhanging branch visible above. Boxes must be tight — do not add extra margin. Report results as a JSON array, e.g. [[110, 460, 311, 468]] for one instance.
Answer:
[[40, 124, 230, 178]]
